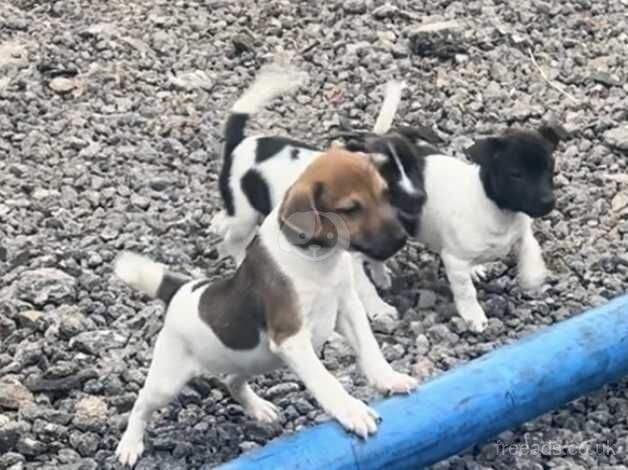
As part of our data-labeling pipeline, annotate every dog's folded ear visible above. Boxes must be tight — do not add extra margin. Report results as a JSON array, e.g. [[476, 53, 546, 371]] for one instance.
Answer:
[[464, 137, 503, 166], [279, 182, 324, 247], [395, 125, 443, 144], [537, 123, 569, 150]]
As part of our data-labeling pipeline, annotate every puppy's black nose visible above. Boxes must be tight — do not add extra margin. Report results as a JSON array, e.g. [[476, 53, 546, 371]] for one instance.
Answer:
[[390, 231, 407, 254], [540, 194, 556, 212]]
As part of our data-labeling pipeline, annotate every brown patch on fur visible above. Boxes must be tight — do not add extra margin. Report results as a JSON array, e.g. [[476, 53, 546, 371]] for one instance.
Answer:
[[279, 147, 406, 261], [198, 237, 300, 349]]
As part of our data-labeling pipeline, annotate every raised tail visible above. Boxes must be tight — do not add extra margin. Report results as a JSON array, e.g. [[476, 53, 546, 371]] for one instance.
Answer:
[[223, 61, 309, 158], [372, 80, 405, 135], [114, 252, 189, 305]]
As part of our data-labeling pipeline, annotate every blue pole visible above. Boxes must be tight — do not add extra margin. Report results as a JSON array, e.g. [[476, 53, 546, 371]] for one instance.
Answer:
[[217, 294, 628, 470]]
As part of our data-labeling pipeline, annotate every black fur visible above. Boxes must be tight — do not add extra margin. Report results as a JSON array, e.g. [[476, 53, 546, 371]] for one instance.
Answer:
[[241, 169, 272, 215], [290, 148, 300, 160], [465, 125, 567, 218], [361, 134, 429, 230], [220, 113, 249, 215], [255, 137, 317, 163], [156, 273, 189, 306]]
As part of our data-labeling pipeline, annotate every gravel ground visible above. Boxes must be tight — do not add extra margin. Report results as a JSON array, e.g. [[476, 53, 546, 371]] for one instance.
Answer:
[[1, 0, 628, 469]]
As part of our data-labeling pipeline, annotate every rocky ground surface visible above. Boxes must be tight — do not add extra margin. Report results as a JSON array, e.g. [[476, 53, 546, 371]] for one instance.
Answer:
[[1, 0, 628, 469]]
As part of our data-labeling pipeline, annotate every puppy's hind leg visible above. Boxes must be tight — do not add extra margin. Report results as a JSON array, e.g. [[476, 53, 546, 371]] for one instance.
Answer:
[[441, 252, 488, 333], [367, 260, 392, 289], [219, 208, 259, 266], [352, 255, 398, 320], [225, 375, 279, 423], [116, 331, 197, 467]]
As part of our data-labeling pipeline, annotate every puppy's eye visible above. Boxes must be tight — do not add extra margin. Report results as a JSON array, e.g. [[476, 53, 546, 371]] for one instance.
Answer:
[[510, 171, 523, 179], [336, 202, 362, 215]]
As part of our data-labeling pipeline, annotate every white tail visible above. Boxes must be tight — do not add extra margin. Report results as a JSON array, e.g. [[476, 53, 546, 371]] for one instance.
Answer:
[[231, 60, 308, 115], [372, 80, 406, 135], [113, 251, 165, 298]]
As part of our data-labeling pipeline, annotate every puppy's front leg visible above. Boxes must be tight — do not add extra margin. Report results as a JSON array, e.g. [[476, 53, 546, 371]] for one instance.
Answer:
[[351, 255, 397, 320], [272, 331, 379, 438], [517, 224, 547, 290], [441, 252, 488, 333], [337, 287, 417, 394]]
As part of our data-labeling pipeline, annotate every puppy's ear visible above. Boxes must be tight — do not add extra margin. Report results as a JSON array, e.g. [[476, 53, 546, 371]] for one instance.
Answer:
[[396, 125, 443, 144], [464, 137, 503, 166], [538, 123, 569, 150], [279, 182, 324, 246], [363, 152, 389, 168]]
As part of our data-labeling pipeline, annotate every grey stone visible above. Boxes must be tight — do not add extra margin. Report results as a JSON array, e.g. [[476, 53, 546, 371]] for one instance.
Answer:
[[69, 330, 129, 355], [604, 125, 628, 150], [0, 380, 34, 410], [15, 269, 77, 307]]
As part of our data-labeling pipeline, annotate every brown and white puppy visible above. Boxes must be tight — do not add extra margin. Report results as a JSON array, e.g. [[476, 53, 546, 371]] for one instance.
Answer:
[[113, 147, 417, 467]]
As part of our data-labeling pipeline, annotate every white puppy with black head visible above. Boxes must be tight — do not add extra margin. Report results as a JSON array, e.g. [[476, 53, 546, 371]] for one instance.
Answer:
[[348, 124, 567, 332], [113, 147, 416, 467]]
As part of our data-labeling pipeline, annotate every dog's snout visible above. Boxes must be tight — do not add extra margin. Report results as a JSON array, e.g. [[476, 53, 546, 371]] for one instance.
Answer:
[[539, 194, 556, 213]]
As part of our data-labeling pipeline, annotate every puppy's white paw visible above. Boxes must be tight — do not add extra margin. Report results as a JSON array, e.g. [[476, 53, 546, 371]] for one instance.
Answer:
[[460, 303, 488, 333], [471, 265, 488, 284], [209, 211, 229, 237], [372, 369, 418, 395], [518, 265, 547, 290], [116, 432, 145, 467], [367, 299, 398, 321], [329, 397, 379, 439], [369, 264, 392, 289], [245, 396, 280, 424]]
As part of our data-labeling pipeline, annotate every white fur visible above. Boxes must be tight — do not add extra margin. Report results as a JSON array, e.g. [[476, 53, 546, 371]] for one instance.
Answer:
[[113, 252, 164, 299], [115, 210, 417, 466], [231, 63, 308, 115], [372, 80, 405, 135], [387, 142, 417, 196], [367, 154, 548, 332]]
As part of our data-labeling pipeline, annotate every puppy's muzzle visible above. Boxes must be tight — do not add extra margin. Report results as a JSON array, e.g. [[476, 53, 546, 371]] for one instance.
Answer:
[[352, 220, 407, 261], [528, 194, 556, 217]]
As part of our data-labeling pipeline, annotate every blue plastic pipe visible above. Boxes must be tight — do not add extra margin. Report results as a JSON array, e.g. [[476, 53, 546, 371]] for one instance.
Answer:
[[218, 294, 628, 470]]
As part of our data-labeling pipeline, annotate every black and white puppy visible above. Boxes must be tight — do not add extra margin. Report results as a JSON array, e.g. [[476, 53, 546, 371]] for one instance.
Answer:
[[349, 124, 567, 332], [211, 62, 428, 318]]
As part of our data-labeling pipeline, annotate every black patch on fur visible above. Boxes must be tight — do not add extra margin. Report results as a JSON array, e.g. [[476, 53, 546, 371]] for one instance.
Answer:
[[241, 169, 272, 215], [198, 237, 299, 350], [220, 113, 250, 215], [465, 127, 562, 218], [365, 134, 428, 222], [255, 137, 317, 163], [192, 279, 212, 292], [157, 273, 189, 306], [290, 148, 300, 160]]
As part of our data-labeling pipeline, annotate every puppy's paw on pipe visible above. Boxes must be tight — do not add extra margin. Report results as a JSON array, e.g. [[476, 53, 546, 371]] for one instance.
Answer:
[[372, 370, 418, 395], [329, 397, 379, 439]]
